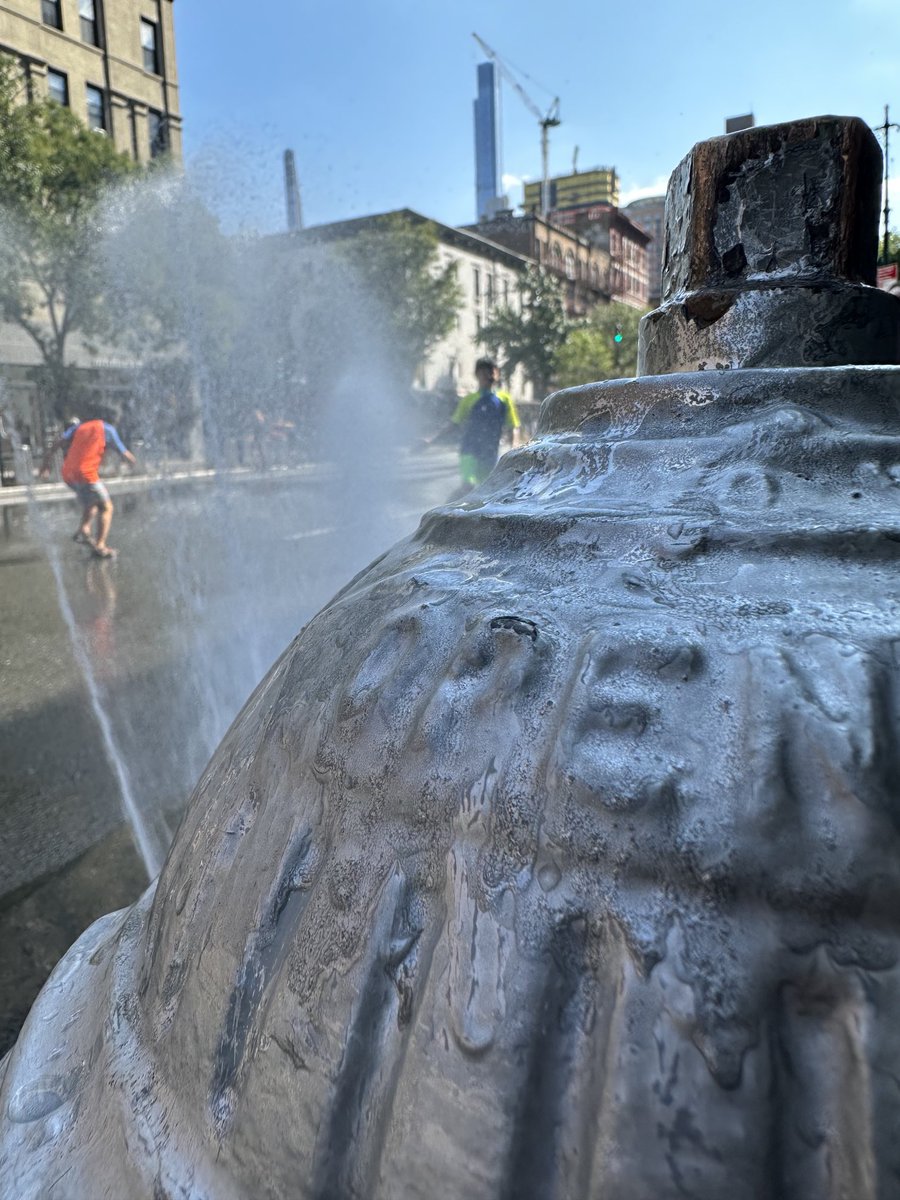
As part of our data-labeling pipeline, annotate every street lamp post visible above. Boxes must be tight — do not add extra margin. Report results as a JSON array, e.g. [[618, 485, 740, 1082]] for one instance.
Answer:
[[874, 104, 900, 263]]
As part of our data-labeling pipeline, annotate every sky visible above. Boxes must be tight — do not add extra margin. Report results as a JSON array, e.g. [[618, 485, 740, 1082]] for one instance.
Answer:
[[173, 0, 900, 236]]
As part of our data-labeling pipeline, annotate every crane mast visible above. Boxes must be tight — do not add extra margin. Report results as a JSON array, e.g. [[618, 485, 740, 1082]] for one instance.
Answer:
[[472, 33, 560, 220]]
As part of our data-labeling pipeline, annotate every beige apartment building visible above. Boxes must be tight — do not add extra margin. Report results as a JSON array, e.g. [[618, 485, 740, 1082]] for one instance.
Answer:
[[0, 0, 180, 163], [289, 210, 537, 410], [0, 0, 182, 475]]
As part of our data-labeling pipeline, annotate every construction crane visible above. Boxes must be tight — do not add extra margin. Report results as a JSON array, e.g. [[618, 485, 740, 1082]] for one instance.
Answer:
[[472, 33, 560, 220]]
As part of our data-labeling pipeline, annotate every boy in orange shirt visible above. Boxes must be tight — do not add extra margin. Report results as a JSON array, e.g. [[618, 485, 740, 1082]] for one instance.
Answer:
[[41, 412, 136, 558]]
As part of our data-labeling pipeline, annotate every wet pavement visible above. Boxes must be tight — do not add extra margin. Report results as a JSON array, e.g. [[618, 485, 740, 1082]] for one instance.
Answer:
[[0, 454, 457, 1050]]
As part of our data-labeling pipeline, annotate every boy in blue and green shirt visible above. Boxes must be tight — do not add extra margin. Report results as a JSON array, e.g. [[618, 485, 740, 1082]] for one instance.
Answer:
[[427, 358, 520, 490]]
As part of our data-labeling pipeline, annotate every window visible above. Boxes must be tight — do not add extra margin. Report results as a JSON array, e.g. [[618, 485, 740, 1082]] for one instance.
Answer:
[[47, 69, 68, 106], [141, 19, 160, 73], [86, 84, 105, 131], [79, 0, 99, 46], [565, 250, 576, 280], [473, 266, 480, 300], [42, 0, 62, 29], [503, 279, 509, 306], [486, 274, 494, 308], [148, 109, 168, 158]]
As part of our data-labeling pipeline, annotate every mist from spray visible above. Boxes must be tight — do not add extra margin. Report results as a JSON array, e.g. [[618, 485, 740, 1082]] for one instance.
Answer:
[[0, 155, 452, 881], [54, 168, 442, 858]]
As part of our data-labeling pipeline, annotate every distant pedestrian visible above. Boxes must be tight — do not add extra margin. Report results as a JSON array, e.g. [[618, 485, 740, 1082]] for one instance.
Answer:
[[40, 410, 136, 558], [251, 408, 267, 471], [424, 358, 520, 496]]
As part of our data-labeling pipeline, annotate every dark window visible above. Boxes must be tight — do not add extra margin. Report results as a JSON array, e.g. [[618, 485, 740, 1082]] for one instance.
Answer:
[[86, 84, 105, 131], [42, 0, 62, 29], [141, 19, 159, 73], [47, 69, 68, 106], [79, 0, 99, 46], [473, 267, 480, 300], [148, 109, 168, 158]]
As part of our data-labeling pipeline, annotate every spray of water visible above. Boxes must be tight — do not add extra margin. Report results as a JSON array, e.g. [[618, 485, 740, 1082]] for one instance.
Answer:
[[0, 402, 163, 879], [92, 173, 434, 766], [1, 166, 448, 887]]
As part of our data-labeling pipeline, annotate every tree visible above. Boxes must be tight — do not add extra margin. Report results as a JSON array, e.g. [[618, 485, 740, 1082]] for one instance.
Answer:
[[881, 231, 900, 265], [0, 53, 135, 421], [335, 214, 462, 386], [479, 265, 570, 397], [554, 300, 648, 390]]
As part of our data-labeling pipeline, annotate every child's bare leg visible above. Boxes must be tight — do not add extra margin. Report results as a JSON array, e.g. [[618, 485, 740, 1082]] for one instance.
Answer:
[[78, 504, 97, 541], [94, 500, 114, 551]]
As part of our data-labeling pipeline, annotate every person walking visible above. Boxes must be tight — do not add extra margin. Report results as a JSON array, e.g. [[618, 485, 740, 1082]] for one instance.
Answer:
[[40, 410, 136, 558], [424, 358, 520, 496]]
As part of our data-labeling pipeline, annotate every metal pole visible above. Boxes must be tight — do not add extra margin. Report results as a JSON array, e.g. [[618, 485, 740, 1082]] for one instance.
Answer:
[[884, 105, 891, 263], [875, 104, 899, 263], [541, 121, 549, 220]]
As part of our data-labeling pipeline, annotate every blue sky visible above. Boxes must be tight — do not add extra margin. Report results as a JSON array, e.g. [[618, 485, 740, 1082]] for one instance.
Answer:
[[174, 0, 900, 234]]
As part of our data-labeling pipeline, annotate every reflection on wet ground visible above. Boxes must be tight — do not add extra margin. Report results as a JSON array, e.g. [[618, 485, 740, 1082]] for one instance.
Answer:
[[0, 460, 454, 1049]]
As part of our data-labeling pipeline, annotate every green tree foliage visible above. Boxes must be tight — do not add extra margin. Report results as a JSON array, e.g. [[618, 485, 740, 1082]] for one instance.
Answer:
[[336, 214, 462, 385], [479, 265, 570, 397], [0, 53, 134, 419], [555, 301, 648, 389], [881, 231, 900, 264]]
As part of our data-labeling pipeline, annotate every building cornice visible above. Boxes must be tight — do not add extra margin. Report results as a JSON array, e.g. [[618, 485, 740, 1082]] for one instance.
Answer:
[[291, 209, 536, 273]]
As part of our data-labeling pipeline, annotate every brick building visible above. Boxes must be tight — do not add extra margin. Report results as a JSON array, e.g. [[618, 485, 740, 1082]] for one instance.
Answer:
[[468, 212, 609, 317], [285, 209, 537, 406], [623, 195, 665, 307], [0, 0, 181, 163], [518, 165, 653, 310], [550, 203, 651, 309]]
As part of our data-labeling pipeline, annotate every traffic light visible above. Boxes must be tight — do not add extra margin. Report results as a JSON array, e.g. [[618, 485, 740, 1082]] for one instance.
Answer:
[[613, 325, 624, 344]]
